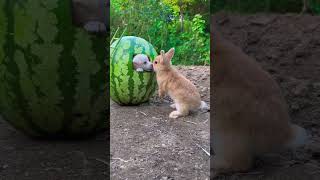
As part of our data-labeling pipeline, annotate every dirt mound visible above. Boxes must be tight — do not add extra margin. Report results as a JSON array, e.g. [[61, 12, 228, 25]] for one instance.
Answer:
[[213, 13, 320, 179]]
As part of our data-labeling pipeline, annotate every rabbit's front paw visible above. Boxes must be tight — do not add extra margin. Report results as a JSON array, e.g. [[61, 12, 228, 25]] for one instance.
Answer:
[[169, 111, 181, 119], [170, 103, 176, 109], [158, 89, 165, 98]]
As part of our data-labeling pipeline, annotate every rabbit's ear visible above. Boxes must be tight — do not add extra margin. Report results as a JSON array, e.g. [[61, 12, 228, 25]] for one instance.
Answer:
[[165, 48, 175, 62]]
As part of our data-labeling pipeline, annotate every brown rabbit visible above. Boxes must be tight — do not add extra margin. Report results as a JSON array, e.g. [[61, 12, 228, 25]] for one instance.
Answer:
[[212, 24, 308, 176], [153, 48, 209, 119]]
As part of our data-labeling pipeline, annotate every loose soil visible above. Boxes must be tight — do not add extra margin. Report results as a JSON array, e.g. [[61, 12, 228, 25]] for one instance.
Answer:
[[213, 13, 320, 180], [0, 118, 108, 180], [110, 66, 210, 180]]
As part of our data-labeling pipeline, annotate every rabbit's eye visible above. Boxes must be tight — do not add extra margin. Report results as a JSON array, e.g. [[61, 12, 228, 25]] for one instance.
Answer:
[[154, 61, 158, 64], [144, 62, 147, 64]]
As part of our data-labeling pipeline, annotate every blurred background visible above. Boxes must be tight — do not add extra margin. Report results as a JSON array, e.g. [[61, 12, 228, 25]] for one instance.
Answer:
[[111, 0, 210, 65], [211, 0, 320, 14], [211, 1, 320, 179]]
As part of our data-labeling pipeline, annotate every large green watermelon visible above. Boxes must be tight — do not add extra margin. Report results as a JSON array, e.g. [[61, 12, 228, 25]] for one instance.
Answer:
[[110, 36, 157, 105], [0, 1, 108, 138]]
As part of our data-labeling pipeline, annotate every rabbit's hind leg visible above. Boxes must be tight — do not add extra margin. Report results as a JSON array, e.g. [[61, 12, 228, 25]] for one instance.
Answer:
[[169, 103, 189, 119], [212, 132, 253, 176]]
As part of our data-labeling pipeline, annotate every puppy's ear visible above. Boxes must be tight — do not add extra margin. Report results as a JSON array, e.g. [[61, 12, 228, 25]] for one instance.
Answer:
[[160, 50, 165, 63], [160, 50, 165, 56], [165, 48, 175, 62]]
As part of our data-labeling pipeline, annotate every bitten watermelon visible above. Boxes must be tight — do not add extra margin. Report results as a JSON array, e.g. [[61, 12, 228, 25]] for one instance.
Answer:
[[110, 36, 157, 105], [0, 1, 108, 138]]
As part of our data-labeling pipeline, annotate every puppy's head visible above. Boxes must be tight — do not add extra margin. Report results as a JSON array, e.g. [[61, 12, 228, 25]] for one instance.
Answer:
[[153, 48, 174, 72], [132, 54, 153, 72], [71, 0, 108, 34]]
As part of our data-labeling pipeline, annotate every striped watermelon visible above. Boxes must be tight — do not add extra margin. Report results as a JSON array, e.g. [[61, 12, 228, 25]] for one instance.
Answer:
[[110, 36, 157, 105], [0, 0, 108, 138]]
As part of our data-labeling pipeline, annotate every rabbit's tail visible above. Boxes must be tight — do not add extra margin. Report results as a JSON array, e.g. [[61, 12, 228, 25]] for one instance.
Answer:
[[199, 101, 210, 112], [286, 124, 308, 149]]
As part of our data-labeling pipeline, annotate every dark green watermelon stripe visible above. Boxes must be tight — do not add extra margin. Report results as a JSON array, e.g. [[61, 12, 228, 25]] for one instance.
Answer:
[[110, 39, 122, 103], [89, 34, 107, 109], [135, 45, 149, 104], [127, 40, 136, 104], [117, 43, 132, 104], [144, 72, 156, 102], [55, 0, 77, 134], [0, 0, 7, 111], [141, 44, 154, 101], [32, 1, 64, 132], [88, 36, 107, 129], [13, 47, 47, 135], [137, 72, 146, 104], [142, 44, 157, 102], [4, 0, 14, 80], [13, 49, 51, 136], [3, 0, 23, 121], [3, 0, 49, 137], [90, 92, 108, 132], [72, 30, 93, 113], [72, 29, 107, 132], [0, 1, 6, 63], [9, 1, 64, 134], [3, 100, 42, 137], [0, 0, 107, 138], [14, 1, 64, 133]]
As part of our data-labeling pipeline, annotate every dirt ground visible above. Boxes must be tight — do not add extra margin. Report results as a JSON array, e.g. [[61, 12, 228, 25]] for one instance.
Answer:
[[213, 13, 320, 179], [110, 66, 210, 180], [0, 117, 108, 180]]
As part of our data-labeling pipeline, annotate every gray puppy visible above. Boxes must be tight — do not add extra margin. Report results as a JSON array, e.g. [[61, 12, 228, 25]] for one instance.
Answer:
[[71, 0, 109, 33], [133, 54, 154, 72]]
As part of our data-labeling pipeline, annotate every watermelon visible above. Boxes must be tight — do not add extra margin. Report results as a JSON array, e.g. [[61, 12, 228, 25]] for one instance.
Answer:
[[110, 36, 157, 105], [0, 0, 108, 138]]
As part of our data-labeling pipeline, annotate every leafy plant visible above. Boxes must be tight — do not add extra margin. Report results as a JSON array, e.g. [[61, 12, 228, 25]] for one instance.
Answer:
[[111, 0, 210, 65]]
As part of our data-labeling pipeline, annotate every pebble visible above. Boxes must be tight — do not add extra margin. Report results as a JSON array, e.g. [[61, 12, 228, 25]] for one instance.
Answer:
[[312, 82, 320, 89], [2, 164, 9, 169], [292, 82, 308, 96]]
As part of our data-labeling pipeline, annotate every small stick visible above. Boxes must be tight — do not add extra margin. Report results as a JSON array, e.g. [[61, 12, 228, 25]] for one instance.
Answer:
[[111, 157, 132, 163], [183, 120, 197, 125], [310, 170, 320, 175], [152, 117, 161, 120], [139, 111, 147, 116], [195, 143, 210, 156], [95, 158, 108, 165]]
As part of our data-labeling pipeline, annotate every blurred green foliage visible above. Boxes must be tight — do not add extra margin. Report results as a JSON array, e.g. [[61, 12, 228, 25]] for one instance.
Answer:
[[111, 0, 210, 65], [211, 0, 320, 14]]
